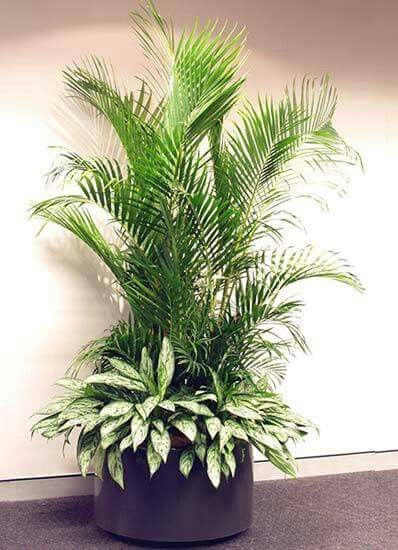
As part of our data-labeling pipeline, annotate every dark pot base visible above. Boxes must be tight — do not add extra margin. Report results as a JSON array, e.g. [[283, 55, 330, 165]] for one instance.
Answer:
[[94, 444, 253, 543]]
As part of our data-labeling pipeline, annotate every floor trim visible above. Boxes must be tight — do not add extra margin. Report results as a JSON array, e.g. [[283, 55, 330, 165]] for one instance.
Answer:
[[1, 451, 396, 502]]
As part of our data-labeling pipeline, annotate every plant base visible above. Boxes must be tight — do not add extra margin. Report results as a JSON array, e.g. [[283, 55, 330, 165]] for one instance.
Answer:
[[94, 444, 253, 543]]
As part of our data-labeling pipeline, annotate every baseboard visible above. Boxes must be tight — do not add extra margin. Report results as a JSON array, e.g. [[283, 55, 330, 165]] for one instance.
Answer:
[[1, 451, 396, 502]]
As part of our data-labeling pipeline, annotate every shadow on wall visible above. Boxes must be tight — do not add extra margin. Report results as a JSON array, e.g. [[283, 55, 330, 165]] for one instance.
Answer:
[[1, 0, 398, 91]]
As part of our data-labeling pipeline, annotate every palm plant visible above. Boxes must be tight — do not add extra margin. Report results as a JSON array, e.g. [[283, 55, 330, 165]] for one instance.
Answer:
[[31, 1, 362, 488]]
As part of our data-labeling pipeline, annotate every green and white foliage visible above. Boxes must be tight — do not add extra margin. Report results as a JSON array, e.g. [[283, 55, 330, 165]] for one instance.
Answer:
[[31, 1, 362, 489]]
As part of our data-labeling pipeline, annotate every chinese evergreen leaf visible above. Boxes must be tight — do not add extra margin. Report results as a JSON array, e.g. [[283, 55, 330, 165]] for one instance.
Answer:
[[136, 396, 160, 420], [77, 430, 100, 476], [108, 357, 144, 382], [146, 441, 162, 477], [93, 445, 106, 479], [171, 415, 197, 442], [175, 400, 213, 416], [86, 372, 146, 392], [157, 337, 174, 399], [150, 428, 171, 463], [119, 433, 133, 452], [179, 448, 195, 478], [107, 444, 124, 488], [130, 414, 150, 451], [206, 440, 221, 488], [205, 416, 222, 439], [100, 400, 134, 417]]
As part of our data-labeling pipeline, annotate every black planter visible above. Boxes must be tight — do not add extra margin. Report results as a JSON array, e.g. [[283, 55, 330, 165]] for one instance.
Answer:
[[94, 443, 253, 543]]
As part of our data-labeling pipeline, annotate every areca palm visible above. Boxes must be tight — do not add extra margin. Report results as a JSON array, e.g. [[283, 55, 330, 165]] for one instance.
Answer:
[[31, 1, 362, 484]]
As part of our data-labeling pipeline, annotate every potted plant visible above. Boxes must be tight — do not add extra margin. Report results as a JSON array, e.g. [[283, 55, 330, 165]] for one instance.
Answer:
[[31, 1, 362, 543]]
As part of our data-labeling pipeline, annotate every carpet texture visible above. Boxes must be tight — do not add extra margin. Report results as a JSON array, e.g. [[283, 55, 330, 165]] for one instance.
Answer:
[[0, 470, 397, 549]]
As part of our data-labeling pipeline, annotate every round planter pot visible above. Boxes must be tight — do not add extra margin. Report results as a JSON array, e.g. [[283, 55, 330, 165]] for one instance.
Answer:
[[94, 443, 253, 543]]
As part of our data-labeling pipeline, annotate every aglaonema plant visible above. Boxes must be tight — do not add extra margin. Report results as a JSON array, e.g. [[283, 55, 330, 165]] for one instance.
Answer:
[[31, 1, 362, 488]]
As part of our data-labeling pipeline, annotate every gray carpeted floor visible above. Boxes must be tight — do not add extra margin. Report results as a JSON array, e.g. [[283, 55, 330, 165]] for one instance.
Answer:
[[0, 470, 397, 549]]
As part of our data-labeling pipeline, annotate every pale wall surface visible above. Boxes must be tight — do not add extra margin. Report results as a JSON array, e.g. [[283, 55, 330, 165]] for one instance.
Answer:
[[1, 0, 397, 479]]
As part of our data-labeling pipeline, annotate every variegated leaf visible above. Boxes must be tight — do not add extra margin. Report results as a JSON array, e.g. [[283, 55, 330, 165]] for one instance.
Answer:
[[175, 400, 213, 417], [206, 440, 221, 488], [83, 415, 105, 434], [93, 445, 106, 479], [108, 357, 143, 382], [150, 429, 171, 463], [146, 441, 162, 477], [86, 372, 146, 392], [101, 425, 129, 450], [195, 440, 207, 465], [205, 417, 221, 439], [130, 414, 150, 451], [171, 415, 197, 442], [222, 403, 262, 421], [100, 411, 134, 438], [58, 398, 102, 422], [119, 433, 133, 453], [179, 448, 195, 478], [140, 347, 156, 393], [107, 444, 124, 488], [158, 400, 175, 412], [31, 415, 60, 433], [34, 398, 72, 416], [267, 449, 297, 477], [136, 396, 160, 420], [152, 419, 164, 432], [100, 400, 134, 418], [77, 430, 100, 476], [224, 449, 236, 477], [157, 337, 174, 399], [55, 378, 86, 393], [225, 419, 248, 441], [247, 426, 282, 451], [219, 424, 232, 450]]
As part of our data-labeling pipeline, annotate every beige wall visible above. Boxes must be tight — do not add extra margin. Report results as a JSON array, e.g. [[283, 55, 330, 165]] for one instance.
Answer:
[[1, 0, 397, 479]]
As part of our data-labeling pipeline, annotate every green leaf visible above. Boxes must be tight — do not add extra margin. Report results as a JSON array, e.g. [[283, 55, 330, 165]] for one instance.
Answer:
[[77, 430, 100, 476], [205, 417, 221, 440], [119, 433, 133, 453], [100, 400, 134, 417], [101, 425, 129, 450], [175, 400, 213, 417], [93, 445, 106, 479], [224, 448, 236, 477], [34, 398, 72, 416], [171, 415, 197, 442], [86, 372, 146, 392], [267, 449, 297, 477], [179, 448, 195, 478], [150, 428, 171, 463], [55, 378, 86, 393], [247, 426, 282, 451], [219, 424, 232, 450], [206, 440, 221, 488], [157, 337, 174, 399], [31, 415, 60, 434], [140, 347, 156, 392], [222, 403, 262, 421], [58, 398, 102, 422], [152, 419, 165, 432], [100, 411, 134, 438], [107, 444, 124, 488], [158, 400, 175, 412], [108, 357, 144, 382], [195, 439, 207, 465], [136, 396, 160, 420], [146, 441, 162, 477], [130, 414, 150, 451], [83, 415, 105, 434], [224, 419, 248, 441]]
